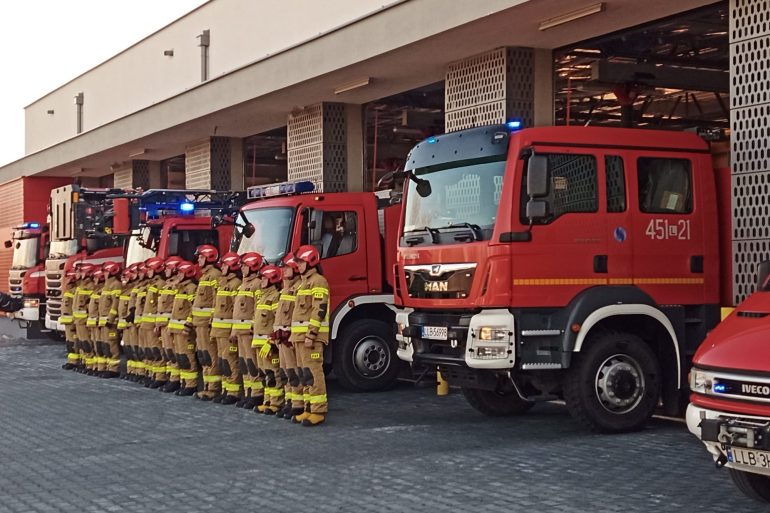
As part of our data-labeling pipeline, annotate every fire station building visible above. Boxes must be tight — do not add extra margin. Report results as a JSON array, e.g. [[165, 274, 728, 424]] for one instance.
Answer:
[[0, 0, 760, 300]]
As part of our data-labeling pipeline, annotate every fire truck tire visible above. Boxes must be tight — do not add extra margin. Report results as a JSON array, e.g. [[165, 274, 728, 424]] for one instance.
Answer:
[[728, 469, 770, 503], [461, 388, 534, 417], [333, 319, 399, 392], [564, 331, 661, 433]]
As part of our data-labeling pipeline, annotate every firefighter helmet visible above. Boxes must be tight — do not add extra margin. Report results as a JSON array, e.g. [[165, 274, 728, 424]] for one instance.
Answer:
[[78, 263, 96, 277], [102, 261, 122, 277], [65, 269, 77, 280], [295, 245, 321, 267], [281, 253, 300, 272], [135, 263, 148, 278], [259, 264, 282, 285], [240, 252, 264, 272], [93, 269, 105, 282], [219, 252, 241, 272], [165, 255, 184, 272], [177, 261, 201, 280], [194, 244, 219, 263], [145, 256, 165, 273]]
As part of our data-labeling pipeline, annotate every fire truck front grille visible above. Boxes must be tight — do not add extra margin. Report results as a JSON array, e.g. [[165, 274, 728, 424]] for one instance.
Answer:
[[46, 269, 63, 321], [8, 271, 24, 298], [404, 264, 476, 300]]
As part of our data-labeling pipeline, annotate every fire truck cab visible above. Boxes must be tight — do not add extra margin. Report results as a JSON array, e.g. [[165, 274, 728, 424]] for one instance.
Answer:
[[233, 180, 402, 391], [395, 124, 727, 432], [5, 222, 49, 333]]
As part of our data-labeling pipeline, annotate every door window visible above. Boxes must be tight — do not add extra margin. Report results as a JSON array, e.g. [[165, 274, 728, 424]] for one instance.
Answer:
[[637, 158, 692, 214], [605, 156, 626, 213], [308, 211, 358, 259]]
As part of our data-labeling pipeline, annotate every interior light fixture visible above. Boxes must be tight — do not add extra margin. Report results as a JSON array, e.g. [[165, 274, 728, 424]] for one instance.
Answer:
[[334, 77, 371, 95], [539, 3, 605, 31], [128, 149, 147, 158]]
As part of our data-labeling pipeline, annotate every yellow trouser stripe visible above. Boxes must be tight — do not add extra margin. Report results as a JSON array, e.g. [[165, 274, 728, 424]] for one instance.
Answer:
[[203, 375, 222, 383], [308, 394, 328, 404], [180, 371, 198, 380]]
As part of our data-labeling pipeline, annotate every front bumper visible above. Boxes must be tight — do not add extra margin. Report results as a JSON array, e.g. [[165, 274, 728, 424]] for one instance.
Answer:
[[398, 308, 515, 371], [45, 312, 62, 332], [687, 403, 770, 476], [10, 306, 39, 322]]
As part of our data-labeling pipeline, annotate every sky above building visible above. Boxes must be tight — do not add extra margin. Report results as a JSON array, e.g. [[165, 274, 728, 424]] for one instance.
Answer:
[[0, 0, 207, 168]]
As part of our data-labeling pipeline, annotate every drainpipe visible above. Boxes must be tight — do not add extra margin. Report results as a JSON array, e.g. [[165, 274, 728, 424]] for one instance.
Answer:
[[197, 29, 210, 82]]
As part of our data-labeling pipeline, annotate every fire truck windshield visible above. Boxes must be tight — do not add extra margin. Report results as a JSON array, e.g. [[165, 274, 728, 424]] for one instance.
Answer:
[[403, 158, 506, 242], [237, 207, 293, 262], [11, 238, 38, 269], [48, 239, 78, 259]]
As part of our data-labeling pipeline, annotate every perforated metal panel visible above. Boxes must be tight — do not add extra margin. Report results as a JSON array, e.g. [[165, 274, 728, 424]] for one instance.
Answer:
[[731, 0, 770, 302], [112, 164, 133, 189], [287, 103, 347, 192], [210, 136, 231, 191], [132, 160, 150, 189], [445, 47, 534, 132]]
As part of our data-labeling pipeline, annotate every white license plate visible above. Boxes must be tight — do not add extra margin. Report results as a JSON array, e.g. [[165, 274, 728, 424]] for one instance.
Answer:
[[422, 326, 448, 340], [727, 446, 770, 469]]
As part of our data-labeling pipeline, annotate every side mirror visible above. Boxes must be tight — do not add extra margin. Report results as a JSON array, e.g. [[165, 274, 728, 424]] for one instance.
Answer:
[[242, 223, 256, 238], [526, 199, 549, 221], [415, 179, 432, 198], [526, 155, 549, 197], [3, 240, 11, 249], [757, 260, 770, 291]]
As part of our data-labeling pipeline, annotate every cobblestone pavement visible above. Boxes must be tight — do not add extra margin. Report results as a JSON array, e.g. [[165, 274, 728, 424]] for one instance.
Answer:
[[0, 320, 766, 513]]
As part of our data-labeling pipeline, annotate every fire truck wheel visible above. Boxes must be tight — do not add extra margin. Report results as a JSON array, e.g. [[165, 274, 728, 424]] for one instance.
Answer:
[[333, 319, 399, 392], [564, 331, 661, 433], [728, 469, 770, 503], [461, 388, 534, 417]]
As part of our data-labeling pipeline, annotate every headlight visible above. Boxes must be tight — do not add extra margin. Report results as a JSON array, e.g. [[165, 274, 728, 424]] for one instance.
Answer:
[[479, 326, 509, 341], [690, 368, 712, 393], [24, 298, 40, 309]]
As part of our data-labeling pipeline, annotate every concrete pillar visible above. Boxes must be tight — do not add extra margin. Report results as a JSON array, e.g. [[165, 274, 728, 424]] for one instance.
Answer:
[[445, 46, 552, 132], [287, 103, 352, 193], [148, 161, 162, 189], [345, 104, 364, 192], [112, 160, 151, 189], [184, 137, 238, 190], [730, 0, 770, 303]]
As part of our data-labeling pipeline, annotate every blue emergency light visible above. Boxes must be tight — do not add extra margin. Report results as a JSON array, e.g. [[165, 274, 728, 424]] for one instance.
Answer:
[[506, 119, 523, 130], [179, 202, 195, 213], [247, 180, 315, 200], [713, 382, 726, 393], [22, 222, 40, 229], [426, 136, 438, 144]]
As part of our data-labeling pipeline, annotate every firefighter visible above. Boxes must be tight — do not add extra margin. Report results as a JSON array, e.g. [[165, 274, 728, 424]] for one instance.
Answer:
[[130, 263, 149, 384], [231, 252, 264, 409], [211, 252, 243, 405], [141, 257, 166, 388], [60, 269, 79, 370], [191, 245, 222, 400], [169, 260, 201, 396], [72, 264, 95, 374], [86, 269, 105, 376], [117, 265, 137, 380], [254, 264, 283, 414], [156, 256, 184, 393], [273, 254, 302, 419], [97, 261, 123, 378], [290, 245, 330, 426]]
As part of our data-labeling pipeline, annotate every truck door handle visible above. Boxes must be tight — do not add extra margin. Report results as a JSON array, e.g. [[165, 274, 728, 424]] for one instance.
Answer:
[[349, 275, 367, 281], [594, 255, 608, 274], [690, 255, 704, 273]]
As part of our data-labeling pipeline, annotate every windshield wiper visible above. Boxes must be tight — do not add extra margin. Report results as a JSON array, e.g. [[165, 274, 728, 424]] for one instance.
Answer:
[[440, 223, 482, 241], [403, 226, 440, 244]]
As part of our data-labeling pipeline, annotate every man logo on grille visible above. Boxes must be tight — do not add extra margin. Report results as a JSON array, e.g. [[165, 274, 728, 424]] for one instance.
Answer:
[[430, 265, 442, 276]]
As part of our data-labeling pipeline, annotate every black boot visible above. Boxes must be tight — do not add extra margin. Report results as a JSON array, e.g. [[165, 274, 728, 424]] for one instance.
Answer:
[[62, 363, 75, 370], [242, 397, 257, 410], [150, 380, 166, 389], [162, 381, 180, 393], [101, 371, 119, 379], [235, 396, 248, 408], [212, 393, 224, 404], [178, 387, 196, 397], [221, 394, 238, 405]]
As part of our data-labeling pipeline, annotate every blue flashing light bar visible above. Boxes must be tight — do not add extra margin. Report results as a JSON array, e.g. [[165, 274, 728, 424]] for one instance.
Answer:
[[179, 202, 195, 213], [247, 180, 315, 200], [22, 222, 41, 229], [506, 119, 523, 131], [426, 136, 438, 144], [713, 382, 726, 393]]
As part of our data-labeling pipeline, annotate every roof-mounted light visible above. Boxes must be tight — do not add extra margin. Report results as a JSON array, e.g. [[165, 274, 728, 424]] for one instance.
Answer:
[[24, 222, 41, 229], [426, 136, 438, 144], [179, 202, 195, 213], [247, 180, 315, 200], [506, 119, 523, 131]]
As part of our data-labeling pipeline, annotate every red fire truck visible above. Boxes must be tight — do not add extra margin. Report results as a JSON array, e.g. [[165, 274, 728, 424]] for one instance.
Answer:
[[394, 123, 731, 432], [5, 222, 50, 335], [232, 180, 401, 391], [687, 264, 770, 502]]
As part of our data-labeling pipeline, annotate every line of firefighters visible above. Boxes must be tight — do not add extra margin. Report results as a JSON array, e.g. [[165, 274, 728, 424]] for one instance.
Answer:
[[57, 245, 331, 426]]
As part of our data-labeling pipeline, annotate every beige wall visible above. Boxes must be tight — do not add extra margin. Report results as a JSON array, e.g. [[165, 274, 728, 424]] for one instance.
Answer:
[[24, 0, 404, 154]]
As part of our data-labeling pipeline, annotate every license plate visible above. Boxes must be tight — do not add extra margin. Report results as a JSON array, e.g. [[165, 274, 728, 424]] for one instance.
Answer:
[[727, 446, 770, 469], [422, 326, 448, 340]]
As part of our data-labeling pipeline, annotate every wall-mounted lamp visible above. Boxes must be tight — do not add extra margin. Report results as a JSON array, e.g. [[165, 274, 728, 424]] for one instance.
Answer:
[[538, 3, 604, 31], [334, 77, 372, 95], [163, 49, 174, 56], [47, 110, 54, 115]]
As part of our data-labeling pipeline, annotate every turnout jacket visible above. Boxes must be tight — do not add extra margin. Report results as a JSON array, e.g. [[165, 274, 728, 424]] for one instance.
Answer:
[[289, 268, 330, 345], [210, 273, 242, 338], [191, 265, 221, 327], [231, 273, 262, 336]]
